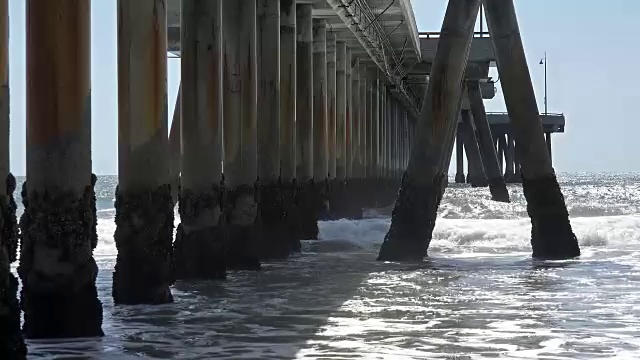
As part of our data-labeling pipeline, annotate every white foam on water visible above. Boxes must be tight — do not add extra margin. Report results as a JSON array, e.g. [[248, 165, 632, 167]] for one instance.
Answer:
[[96, 207, 640, 259], [315, 214, 640, 256]]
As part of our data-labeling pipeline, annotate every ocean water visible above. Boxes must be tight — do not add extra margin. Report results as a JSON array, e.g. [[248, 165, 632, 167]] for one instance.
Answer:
[[11, 173, 640, 359]]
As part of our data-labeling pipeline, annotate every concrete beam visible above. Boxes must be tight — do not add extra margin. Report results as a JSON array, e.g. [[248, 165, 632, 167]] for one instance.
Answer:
[[359, 64, 367, 178]]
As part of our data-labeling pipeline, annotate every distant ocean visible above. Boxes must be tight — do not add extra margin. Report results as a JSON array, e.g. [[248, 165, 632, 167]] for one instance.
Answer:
[[13, 173, 640, 359]]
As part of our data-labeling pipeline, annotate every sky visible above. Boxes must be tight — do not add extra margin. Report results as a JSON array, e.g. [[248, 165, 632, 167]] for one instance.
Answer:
[[6, 0, 640, 175]]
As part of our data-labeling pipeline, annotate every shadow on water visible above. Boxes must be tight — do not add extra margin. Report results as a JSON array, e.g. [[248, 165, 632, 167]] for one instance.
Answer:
[[55, 252, 379, 359]]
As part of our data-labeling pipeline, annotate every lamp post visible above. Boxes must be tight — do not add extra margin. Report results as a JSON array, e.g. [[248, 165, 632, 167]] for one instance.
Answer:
[[539, 52, 551, 163], [539, 52, 547, 115]]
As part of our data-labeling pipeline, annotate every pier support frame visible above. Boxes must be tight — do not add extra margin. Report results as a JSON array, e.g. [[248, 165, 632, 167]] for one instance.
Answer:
[[484, 0, 579, 259], [21, 0, 103, 337], [0, 0, 25, 352], [280, 0, 299, 252], [174, 0, 225, 280], [222, 0, 260, 269], [114, 0, 174, 305], [378, 0, 480, 261]]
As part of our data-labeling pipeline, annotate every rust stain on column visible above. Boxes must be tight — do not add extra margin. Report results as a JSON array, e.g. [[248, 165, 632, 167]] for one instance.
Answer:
[[181, 0, 223, 191], [118, 0, 169, 190], [28, 0, 91, 193], [223, 0, 258, 188]]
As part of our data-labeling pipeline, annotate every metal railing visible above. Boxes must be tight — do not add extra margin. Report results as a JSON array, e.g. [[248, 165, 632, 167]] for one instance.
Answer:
[[486, 112, 564, 117], [418, 31, 490, 39], [331, 0, 421, 116]]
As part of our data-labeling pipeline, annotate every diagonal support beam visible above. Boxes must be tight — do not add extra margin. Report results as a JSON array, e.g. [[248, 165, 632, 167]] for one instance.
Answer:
[[467, 79, 510, 202], [378, 0, 481, 261], [483, 0, 579, 259]]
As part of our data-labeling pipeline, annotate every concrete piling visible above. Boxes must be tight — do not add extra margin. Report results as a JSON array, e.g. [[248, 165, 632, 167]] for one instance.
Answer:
[[325, 32, 337, 219], [222, 0, 260, 270], [467, 80, 510, 202], [345, 50, 353, 181], [378, 0, 481, 261], [331, 41, 348, 219], [343, 51, 360, 219], [295, 4, 317, 239], [280, 0, 299, 253], [484, 0, 579, 259], [256, 0, 289, 260], [360, 65, 368, 182], [461, 110, 488, 187], [349, 59, 362, 218], [497, 133, 506, 175], [174, 0, 225, 280], [21, 0, 103, 336], [546, 132, 552, 165], [455, 129, 466, 183], [0, 0, 26, 353], [114, 0, 174, 305], [312, 19, 328, 221], [168, 84, 182, 205], [504, 133, 516, 182], [379, 84, 386, 179], [365, 70, 373, 180], [387, 100, 392, 179], [371, 73, 380, 204], [327, 33, 337, 181]]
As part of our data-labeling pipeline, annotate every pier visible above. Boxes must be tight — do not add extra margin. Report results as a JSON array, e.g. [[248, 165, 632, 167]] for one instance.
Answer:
[[0, 0, 579, 356]]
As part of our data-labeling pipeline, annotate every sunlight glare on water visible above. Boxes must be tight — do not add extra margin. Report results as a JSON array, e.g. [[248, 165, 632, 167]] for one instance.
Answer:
[[14, 173, 640, 359]]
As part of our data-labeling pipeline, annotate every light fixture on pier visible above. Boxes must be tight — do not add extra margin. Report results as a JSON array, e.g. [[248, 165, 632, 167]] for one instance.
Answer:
[[539, 52, 547, 115]]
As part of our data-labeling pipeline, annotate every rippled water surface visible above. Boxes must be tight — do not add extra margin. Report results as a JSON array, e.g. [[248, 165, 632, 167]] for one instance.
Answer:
[[14, 173, 640, 359]]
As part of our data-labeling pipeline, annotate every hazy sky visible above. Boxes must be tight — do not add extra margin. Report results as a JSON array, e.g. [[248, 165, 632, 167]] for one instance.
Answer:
[[6, 1, 640, 175]]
